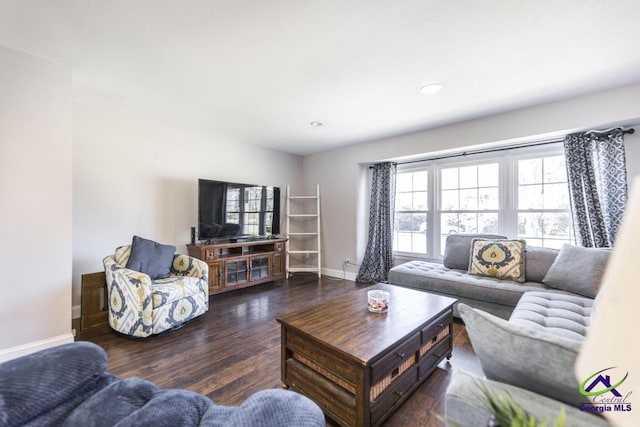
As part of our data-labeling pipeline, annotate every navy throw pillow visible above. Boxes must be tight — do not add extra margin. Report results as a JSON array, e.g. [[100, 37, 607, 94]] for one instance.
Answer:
[[126, 235, 176, 280]]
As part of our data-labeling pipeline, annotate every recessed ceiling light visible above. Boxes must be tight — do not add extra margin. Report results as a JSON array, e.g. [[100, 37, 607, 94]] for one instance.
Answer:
[[310, 121, 324, 127], [420, 83, 443, 94]]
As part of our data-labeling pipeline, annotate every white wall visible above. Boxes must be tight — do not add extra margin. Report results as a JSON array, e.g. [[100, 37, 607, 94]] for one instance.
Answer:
[[72, 104, 303, 311], [0, 45, 73, 360], [303, 83, 640, 279]]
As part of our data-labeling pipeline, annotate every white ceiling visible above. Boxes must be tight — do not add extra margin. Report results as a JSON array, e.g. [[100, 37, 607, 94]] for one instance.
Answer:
[[1, 1, 639, 155]]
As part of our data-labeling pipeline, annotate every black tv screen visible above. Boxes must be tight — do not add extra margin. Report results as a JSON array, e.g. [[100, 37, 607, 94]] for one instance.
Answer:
[[198, 179, 280, 241]]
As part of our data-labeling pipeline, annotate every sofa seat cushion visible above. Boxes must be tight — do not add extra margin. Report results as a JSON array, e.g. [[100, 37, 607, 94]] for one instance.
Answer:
[[509, 291, 593, 341], [152, 276, 205, 308], [388, 260, 562, 307]]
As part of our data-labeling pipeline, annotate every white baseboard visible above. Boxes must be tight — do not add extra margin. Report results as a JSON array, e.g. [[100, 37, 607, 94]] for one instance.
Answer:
[[0, 333, 75, 363], [72, 304, 81, 319], [322, 267, 357, 282]]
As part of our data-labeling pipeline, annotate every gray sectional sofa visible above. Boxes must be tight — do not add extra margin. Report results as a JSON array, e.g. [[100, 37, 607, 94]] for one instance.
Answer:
[[388, 234, 609, 319], [388, 234, 613, 425]]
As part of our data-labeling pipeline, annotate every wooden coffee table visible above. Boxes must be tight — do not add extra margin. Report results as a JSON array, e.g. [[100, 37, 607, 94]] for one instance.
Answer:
[[276, 284, 456, 427]]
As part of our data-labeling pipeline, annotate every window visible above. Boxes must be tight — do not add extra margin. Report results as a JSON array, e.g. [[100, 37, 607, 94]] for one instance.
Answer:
[[440, 163, 500, 252], [243, 186, 262, 235], [516, 155, 573, 248], [393, 144, 574, 258], [225, 185, 277, 236], [226, 187, 241, 224], [394, 170, 429, 254]]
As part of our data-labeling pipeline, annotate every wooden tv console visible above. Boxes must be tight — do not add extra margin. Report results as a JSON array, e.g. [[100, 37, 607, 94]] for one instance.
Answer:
[[187, 238, 287, 295]]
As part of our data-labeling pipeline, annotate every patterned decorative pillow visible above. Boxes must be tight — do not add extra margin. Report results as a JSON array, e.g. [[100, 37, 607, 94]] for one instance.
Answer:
[[468, 239, 526, 283]]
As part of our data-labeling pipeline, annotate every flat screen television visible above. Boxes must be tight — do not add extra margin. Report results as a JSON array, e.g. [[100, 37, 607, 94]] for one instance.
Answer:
[[198, 179, 281, 242]]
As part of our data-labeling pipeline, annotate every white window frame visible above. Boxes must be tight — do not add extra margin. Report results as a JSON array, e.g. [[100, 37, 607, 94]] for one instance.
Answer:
[[435, 153, 503, 257], [394, 163, 434, 259], [393, 142, 571, 259], [511, 146, 575, 248]]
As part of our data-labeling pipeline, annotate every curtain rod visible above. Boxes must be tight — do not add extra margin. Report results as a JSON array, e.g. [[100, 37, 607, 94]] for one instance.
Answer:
[[585, 127, 634, 136], [370, 126, 635, 168]]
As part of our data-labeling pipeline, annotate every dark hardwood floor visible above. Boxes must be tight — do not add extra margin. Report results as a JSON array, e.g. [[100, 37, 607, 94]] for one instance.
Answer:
[[78, 275, 483, 426]]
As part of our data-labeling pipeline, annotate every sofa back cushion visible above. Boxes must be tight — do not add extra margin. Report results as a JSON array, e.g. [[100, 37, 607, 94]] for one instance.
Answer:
[[524, 246, 559, 283], [443, 233, 507, 270]]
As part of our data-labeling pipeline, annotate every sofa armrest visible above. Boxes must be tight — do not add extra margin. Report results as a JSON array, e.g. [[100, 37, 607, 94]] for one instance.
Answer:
[[104, 255, 153, 285], [171, 254, 208, 281], [458, 303, 584, 407], [446, 370, 609, 427], [103, 255, 154, 337]]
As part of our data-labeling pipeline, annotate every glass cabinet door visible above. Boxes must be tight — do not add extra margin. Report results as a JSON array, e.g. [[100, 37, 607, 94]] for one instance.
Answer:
[[225, 259, 249, 286], [250, 255, 271, 281]]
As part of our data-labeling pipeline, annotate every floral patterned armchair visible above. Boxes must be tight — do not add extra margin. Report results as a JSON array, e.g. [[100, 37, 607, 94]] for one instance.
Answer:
[[103, 245, 209, 337]]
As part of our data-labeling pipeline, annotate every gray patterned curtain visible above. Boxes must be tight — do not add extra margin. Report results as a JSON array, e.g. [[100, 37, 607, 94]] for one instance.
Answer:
[[564, 129, 627, 248], [356, 162, 396, 283]]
